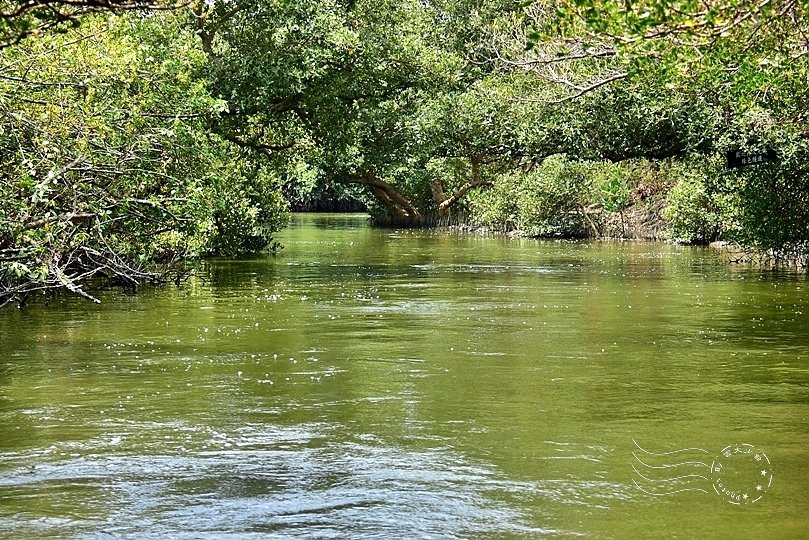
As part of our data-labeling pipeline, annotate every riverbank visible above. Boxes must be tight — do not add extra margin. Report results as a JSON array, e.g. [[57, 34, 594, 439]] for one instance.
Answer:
[[710, 241, 809, 269], [440, 194, 669, 242]]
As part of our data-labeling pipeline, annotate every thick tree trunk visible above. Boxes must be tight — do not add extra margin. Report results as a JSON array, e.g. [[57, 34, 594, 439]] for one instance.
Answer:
[[431, 179, 448, 205], [341, 156, 495, 226], [341, 170, 423, 222]]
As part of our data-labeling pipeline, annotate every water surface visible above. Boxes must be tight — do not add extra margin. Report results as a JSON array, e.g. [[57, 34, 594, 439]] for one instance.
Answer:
[[1, 213, 808, 538]]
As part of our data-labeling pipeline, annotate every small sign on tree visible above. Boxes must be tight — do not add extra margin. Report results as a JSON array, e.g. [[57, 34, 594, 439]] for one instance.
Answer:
[[726, 148, 778, 168]]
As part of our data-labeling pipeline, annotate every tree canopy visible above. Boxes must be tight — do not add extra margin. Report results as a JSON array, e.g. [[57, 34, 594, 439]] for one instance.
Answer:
[[1, 0, 807, 304]]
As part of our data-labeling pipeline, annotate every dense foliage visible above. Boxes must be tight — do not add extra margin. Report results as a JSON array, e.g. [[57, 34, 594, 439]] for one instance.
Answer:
[[0, 12, 286, 306], [525, 0, 808, 255], [1, 0, 807, 304]]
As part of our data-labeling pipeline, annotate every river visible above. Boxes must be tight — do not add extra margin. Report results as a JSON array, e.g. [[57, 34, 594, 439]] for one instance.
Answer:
[[1, 213, 808, 538]]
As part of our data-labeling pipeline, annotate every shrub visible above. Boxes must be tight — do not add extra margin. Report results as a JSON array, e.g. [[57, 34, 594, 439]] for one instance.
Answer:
[[664, 166, 721, 244]]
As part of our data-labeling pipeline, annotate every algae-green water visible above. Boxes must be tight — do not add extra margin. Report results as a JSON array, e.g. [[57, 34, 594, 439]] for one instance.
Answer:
[[1, 213, 807, 538]]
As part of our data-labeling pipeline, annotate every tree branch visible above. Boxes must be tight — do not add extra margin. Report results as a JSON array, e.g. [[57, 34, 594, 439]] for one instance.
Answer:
[[340, 171, 422, 220], [437, 157, 493, 212], [221, 133, 294, 156]]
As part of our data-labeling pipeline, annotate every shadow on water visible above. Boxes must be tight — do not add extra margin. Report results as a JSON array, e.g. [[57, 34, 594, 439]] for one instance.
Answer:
[[301, 213, 371, 230]]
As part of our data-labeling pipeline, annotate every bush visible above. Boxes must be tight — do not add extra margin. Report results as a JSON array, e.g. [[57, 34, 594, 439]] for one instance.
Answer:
[[597, 168, 631, 213], [664, 165, 721, 244], [205, 164, 289, 256], [469, 155, 596, 236]]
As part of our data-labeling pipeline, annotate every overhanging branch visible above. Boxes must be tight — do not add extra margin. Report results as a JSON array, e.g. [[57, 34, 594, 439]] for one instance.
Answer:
[[437, 157, 493, 212], [340, 171, 422, 220]]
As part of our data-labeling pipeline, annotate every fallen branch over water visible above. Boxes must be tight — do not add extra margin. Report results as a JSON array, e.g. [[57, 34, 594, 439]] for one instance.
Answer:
[[1, 209, 192, 308], [0, 240, 183, 308]]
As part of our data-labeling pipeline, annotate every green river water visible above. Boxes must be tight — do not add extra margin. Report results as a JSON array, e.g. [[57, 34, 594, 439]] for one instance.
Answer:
[[1, 213, 808, 539]]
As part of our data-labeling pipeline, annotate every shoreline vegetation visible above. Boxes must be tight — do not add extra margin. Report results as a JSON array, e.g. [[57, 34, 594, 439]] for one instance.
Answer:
[[1, 1, 807, 306]]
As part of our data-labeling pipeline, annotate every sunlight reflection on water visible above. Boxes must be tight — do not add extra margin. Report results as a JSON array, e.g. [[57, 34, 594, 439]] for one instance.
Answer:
[[1, 214, 808, 539]]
